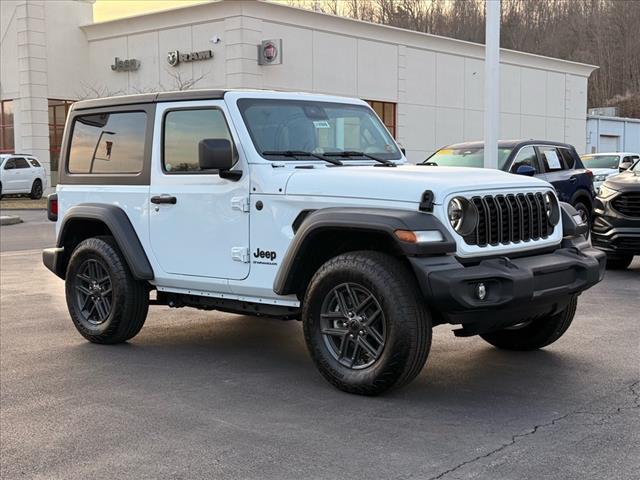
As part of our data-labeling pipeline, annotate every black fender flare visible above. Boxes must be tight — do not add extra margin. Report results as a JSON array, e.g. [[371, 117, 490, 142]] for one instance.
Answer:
[[56, 203, 154, 280], [273, 207, 455, 295]]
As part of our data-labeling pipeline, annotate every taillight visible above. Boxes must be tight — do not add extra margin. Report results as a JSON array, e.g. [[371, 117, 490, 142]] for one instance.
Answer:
[[47, 193, 58, 222]]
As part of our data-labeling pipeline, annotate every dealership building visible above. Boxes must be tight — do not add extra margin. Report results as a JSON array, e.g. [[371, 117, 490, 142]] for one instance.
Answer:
[[1, 0, 597, 184]]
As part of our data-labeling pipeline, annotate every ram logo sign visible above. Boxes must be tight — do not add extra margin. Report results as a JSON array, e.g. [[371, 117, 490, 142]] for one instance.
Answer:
[[167, 50, 213, 67]]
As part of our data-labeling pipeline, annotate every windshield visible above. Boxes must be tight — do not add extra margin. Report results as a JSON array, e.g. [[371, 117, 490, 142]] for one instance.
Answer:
[[426, 146, 513, 169], [580, 154, 620, 169], [237, 99, 401, 161]]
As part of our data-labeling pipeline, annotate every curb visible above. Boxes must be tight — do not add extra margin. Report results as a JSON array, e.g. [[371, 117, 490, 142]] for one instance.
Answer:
[[0, 215, 23, 226]]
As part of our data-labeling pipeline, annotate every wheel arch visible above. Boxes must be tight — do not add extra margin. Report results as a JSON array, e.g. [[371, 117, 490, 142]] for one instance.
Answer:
[[570, 189, 593, 211], [53, 204, 154, 281], [273, 207, 455, 297]]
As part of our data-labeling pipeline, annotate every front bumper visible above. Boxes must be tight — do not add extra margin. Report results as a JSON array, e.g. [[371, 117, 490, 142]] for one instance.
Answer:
[[409, 238, 605, 333], [592, 197, 640, 255]]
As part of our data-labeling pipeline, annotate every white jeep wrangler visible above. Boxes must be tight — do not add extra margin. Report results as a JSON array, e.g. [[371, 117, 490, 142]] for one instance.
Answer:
[[43, 90, 605, 395]]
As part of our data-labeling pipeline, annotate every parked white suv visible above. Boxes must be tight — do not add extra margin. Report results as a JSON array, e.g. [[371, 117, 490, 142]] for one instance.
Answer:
[[0, 154, 47, 199], [43, 90, 605, 395], [581, 152, 640, 192]]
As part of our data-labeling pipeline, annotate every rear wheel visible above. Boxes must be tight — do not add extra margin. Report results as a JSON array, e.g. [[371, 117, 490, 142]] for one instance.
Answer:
[[65, 236, 148, 344], [29, 179, 43, 199], [480, 296, 577, 351], [606, 254, 633, 270], [573, 200, 591, 238], [303, 251, 431, 395]]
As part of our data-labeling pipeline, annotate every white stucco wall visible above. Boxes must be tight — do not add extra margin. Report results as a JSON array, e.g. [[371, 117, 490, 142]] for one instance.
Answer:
[[2, 0, 596, 182], [81, 1, 596, 163]]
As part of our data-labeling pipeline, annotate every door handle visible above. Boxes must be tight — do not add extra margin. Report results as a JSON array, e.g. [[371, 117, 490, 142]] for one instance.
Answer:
[[150, 195, 177, 205], [569, 177, 577, 183]]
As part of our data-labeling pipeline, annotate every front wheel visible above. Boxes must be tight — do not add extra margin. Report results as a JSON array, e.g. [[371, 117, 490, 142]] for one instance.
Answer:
[[65, 236, 149, 344], [302, 251, 432, 395], [480, 296, 577, 351]]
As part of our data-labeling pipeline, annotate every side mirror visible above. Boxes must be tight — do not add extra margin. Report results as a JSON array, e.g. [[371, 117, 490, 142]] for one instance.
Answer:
[[619, 162, 633, 172], [198, 138, 234, 171], [515, 165, 536, 177]]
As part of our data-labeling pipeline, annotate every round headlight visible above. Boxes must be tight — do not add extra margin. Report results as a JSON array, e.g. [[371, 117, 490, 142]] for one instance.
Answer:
[[543, 191, 560, 226], [447, 197, 478, 236]]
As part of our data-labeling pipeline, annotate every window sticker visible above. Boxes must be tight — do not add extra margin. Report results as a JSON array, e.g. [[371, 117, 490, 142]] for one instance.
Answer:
[[313, 120, 330, 129], [544, 149, 562, 169]]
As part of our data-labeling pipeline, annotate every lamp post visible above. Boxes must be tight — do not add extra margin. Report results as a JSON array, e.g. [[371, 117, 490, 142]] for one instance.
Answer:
[[89, 130, 116, 173], [484, 0, 500, 169]]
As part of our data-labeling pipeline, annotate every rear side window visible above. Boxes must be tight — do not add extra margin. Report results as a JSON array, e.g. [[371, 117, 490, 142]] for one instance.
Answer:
[[68, 111, 147, 174], [28, 158, 41, 167], [557, 148, 575, 169], [163, 108, 233, 173], [540, 147, 568, 172]]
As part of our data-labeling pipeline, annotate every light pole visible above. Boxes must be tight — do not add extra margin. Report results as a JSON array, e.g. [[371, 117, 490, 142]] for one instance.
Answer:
[[89, 130, 116, 173], [484, 0, 500, 169]]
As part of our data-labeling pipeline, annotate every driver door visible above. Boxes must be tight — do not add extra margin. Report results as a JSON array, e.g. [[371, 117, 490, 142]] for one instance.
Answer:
[[149, 101, 250, 281]]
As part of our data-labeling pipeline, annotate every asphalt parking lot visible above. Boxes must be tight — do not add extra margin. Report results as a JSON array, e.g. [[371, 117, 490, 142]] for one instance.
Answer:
[[1, 210, 639, 480]]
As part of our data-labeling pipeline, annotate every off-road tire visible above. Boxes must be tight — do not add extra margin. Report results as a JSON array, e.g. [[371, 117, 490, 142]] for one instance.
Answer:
[[480, 295, 578, 351], [605, 254, 633, 270], [29, 179, 43, 200], [302, 251, 432, 396], [65, 236, 148, 344]]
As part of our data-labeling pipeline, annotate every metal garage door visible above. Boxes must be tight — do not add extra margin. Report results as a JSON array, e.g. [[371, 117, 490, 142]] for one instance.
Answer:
[[600, 135, 619, 152]]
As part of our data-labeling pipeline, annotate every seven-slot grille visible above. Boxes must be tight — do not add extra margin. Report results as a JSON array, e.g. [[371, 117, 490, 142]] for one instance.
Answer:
[[611, 192, 640, 218], [463, 192, 554, 247]]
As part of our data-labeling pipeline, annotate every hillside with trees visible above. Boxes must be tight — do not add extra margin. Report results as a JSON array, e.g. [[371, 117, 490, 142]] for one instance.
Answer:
[[286, 0, 640, 118]]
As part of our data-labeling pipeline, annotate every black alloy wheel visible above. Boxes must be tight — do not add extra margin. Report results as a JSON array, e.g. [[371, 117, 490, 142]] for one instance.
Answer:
[[74, 258, 113, 325], [320, 282, 386, 370]]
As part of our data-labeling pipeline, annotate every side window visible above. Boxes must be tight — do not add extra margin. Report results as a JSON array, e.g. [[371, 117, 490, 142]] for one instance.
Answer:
[[163, 108, 233, 173], [557, 148, 575, 169], [3, 158, 16, 169], [68, 111, 147, 174], [623, 155, 639, 164], [13, 157, 29, 169], [28, 158, 41, 167], [540, 147, 565, 172], [510, 146, 539, 173]]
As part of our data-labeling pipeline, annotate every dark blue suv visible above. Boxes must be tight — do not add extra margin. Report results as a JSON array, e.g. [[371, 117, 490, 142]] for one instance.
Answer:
[[424, 139, 596, 228]]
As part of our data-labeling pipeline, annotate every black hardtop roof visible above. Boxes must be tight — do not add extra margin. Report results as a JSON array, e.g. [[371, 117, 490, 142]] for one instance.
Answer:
[[71, 89, 228, 111], [441, 139, 577, 150]]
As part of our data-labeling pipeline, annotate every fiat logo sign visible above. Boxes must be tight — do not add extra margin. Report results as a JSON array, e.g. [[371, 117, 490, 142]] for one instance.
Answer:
[[258, 39, 282, 65]]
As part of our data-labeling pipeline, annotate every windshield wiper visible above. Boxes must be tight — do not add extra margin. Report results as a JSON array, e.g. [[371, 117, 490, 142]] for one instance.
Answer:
[[323, 151, 396, 167], [420, 161, 438, 166], [262, 150, 343, 166]]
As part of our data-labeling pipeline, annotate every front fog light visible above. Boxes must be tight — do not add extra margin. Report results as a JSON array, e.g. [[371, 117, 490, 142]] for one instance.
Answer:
[[475, 283, 487, 300], [447, 197, 478, 236]]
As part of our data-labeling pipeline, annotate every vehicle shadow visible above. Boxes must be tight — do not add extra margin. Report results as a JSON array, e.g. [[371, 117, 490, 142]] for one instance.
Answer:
[[65, 307, 604, 411]]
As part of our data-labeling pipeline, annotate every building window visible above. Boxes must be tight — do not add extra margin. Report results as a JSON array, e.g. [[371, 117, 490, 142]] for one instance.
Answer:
[[49, 99, 74, 172], [366, 100, 396, 138], [0, 100, 14, 154]]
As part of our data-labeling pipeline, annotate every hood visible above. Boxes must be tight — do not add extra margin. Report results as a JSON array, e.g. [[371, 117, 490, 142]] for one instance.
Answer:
[[590, 167, 618, 176], [604, 170, 640, 191], [285, 165, 551, 204]]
